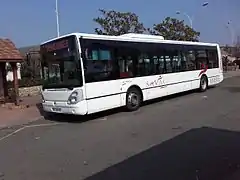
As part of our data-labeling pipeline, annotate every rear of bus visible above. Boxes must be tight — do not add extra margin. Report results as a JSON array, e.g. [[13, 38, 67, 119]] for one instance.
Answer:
[[217, 44, 224, 75], [216, 44, 224, 83], [40, 35, 88, 115], [204, 44, 224, 86]]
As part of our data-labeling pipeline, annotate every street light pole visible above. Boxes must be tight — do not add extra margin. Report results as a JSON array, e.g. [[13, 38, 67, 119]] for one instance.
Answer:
[[226, 21, 235, 45], [176, 11, 193, 29], [55, 0, 60, 37], [176, 2, 209, 29]]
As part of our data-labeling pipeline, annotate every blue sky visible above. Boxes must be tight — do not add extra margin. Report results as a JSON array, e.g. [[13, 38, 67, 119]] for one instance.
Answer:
[[0, 0, 239, 47]]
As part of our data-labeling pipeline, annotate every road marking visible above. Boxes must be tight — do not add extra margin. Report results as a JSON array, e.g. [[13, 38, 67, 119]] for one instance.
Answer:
[[24, 122, 60, 128], [0, 123, 61, 142], [0, 127, 25, 142], [202, 95, 208, 99]]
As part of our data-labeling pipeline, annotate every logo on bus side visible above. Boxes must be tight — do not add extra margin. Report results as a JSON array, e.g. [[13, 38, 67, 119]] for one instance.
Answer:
[[122, 80, 132, 86], [198, 64, 208, 77], [146, 75, 166, 88]]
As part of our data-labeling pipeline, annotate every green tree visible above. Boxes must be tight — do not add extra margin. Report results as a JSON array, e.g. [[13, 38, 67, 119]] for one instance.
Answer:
[[93, 9, 146, 36], [149, 17, 200, 41]]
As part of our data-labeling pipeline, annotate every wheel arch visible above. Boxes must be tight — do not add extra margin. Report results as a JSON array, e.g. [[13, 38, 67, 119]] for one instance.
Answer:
[[200, 74, 208, 84], [127, 85, 144, 102]]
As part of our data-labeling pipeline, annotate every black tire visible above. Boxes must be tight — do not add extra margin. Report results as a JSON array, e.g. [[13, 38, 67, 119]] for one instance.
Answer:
[[199, 75, 208, 92], [126, 88, 142, 111], [43, 112, 54, 119]]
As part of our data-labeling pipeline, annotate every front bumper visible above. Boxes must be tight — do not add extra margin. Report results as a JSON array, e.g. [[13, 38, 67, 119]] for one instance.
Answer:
[[42, 100, 88, 115]]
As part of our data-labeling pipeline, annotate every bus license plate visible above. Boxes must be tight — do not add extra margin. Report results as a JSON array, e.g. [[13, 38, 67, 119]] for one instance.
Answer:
[[52, 107, 61, 112]]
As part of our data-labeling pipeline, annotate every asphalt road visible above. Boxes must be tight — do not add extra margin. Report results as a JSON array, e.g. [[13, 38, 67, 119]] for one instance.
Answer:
[[1, 76, 240, 180]]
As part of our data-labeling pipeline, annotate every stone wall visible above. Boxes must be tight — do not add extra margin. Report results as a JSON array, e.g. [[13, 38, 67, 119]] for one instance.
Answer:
[[9, 85, 42, 97], [19, 86, 42, 97]]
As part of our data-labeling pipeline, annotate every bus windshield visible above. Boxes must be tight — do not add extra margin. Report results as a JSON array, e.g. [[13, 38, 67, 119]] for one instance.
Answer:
[[40, 35, 83, 89]]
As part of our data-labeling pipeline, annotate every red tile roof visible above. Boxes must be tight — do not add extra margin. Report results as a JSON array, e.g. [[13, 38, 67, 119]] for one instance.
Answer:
[[0, 39, 23, 61]]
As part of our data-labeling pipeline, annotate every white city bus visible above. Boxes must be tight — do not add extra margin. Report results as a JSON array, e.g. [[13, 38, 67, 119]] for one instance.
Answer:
[[40, 33, 223, 115]]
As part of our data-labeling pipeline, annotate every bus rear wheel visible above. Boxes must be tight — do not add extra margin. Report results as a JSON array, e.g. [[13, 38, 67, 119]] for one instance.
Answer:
[[126, 88, 142, 111], [199, 75, 208, 92]]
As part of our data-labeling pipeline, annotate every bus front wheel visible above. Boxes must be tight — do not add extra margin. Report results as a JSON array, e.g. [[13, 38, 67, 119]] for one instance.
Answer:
[[199, 75, 208, 92], [126, 88, 142, 111]]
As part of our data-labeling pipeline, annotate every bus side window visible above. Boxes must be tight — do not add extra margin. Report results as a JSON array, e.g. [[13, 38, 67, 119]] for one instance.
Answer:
[[137, 53, 152, 76], [183, 50, 196, 71], [181, 53, 187, 71], [84, 46, 116, 82], [165, 55, 172, 73], [115, 45, 136, 78], [151, 54, 165, 75], [118, 56, 134, 78], [152, 56, 159, 75], [195, 49, 208, 70], [207, 49, 218, 68]]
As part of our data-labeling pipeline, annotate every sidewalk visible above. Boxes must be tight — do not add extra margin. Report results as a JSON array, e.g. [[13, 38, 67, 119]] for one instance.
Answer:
[[0, 95, 43, 129], [224, 70, 240, 79]]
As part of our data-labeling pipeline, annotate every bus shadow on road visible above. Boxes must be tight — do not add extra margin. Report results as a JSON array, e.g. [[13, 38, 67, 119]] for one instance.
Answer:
[[142, 89, 198, 106], [84, 127, 240, 180], [40, 106, 124, 123]]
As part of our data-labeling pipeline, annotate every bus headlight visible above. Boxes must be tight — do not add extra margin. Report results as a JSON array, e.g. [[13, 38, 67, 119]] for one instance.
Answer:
[[67, 90, 83, 105]]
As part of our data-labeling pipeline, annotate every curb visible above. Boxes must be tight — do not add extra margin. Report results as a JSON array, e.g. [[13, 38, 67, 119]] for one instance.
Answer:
[[223, 71, 240, 79], [0, 115, 45, 131], [224, 74, 240, 79]]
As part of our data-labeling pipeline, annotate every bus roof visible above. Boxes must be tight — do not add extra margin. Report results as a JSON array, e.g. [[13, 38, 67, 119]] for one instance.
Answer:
[[41, 32, 219, 47]]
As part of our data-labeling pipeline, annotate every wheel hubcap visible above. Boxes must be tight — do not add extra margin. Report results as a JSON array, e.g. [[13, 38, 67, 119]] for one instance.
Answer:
[[128, 93, 139, 107], [201, 79, 207, 89]]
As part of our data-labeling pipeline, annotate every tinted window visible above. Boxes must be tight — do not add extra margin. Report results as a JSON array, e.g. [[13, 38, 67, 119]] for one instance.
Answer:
[[207, 49, 219, 68], [115, 42, 138, 78], [196, 49, 208, 70], [80, 39, 118, 83], [137, 53, 152, 76], [152, 55, 165, 75], [80, 38, 219, 83], [164, 48, 182, 73], [182, 50, 196, 71]]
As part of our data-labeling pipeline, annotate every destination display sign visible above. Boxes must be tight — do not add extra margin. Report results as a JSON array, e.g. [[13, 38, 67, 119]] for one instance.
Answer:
[[42, 39, 69, 52]]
